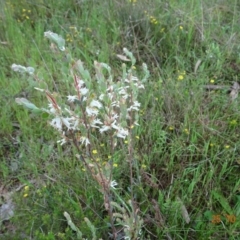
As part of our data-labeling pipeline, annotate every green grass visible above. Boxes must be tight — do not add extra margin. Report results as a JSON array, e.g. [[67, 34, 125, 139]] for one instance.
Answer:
[[1, 0, 240, 239]]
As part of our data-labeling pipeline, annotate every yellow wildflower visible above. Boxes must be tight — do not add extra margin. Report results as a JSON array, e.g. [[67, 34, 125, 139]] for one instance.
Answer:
[[178, 75, 184, 80], [229, 119, 237, 126], [184, 128, 189, 134], [92, 149, 98, 154], [141, 164, 147, 169]]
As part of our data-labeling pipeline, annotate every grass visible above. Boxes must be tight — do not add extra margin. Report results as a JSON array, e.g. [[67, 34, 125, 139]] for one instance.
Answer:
[[0, 0, 240, 239]]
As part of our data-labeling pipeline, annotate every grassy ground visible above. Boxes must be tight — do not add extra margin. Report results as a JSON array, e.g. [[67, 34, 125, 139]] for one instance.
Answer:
[[1, 0, 240, 239]]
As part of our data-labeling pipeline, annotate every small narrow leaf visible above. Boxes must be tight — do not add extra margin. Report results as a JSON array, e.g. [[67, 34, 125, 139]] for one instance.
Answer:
[[116, 54, 131, 62]]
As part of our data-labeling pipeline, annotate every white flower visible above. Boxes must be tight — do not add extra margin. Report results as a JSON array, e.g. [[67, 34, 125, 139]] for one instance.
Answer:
[[48, 103, 61, 114], [72, 118, 79, 130], [131, 76, 139, 81], [127, 101, 141, 111], [121, 94, 128, 100], [86, 107, 99, 116], [50, 117, 62, 131], [112, 113, 119, 120], [61, 117, 73, 130], [67, 95, 77, 102], [116, 127, 128, 139], [110, 121, 128, 138], [111, 120, 119, 130], [57, 138, 67, 145], [110, 180, 118, 189], [118, 88, 129, 99], [90, 118, 102, 128], [111, 101, 119, 107], [99, 94, 105, 100], [77, 79, 85, 87], [134, 82, 144, 89], [107, 86, 114, 92], [133, 100, 141, 107], [80, 136, 90, 146], [90, 100, 102, 109], [80, 87, 89, 95], [118, 88, 127, 95], [99, 125, 111, 133]]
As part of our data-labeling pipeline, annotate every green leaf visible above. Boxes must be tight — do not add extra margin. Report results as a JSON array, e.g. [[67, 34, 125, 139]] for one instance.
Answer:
[[212, 190, 232, 214], [44, 31, 65, 51], [16, 98, 40, 111], [204, 210, 214, 221], [234, 195, 240, 216], [16, 98, 48, 115], [41, 112, 49, 119]]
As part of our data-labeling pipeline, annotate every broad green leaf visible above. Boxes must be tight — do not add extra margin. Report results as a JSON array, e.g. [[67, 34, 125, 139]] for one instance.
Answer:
[[204, 210, 214, 221]]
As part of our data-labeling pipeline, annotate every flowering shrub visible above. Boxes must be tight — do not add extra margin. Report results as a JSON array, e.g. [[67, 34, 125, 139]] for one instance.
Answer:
[[12, 31, 149, 239]]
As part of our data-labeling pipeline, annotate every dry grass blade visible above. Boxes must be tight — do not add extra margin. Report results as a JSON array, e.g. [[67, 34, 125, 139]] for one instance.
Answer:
[[202, 85, 229, 90], [116, 54, 131, 62], [177, 197, 190, 224], [0, 41, 9, 45], [229, 82, 240, 101], [151, 199, 165, 228], [194, 59, 202, 74]]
